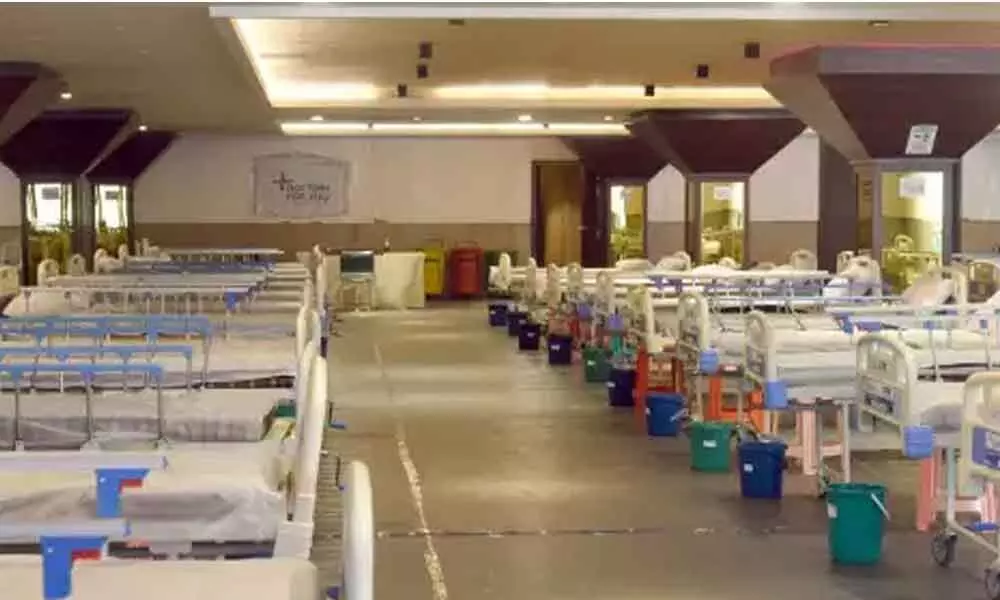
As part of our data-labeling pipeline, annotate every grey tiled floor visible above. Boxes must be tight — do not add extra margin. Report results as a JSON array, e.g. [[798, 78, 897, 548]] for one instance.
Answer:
[[325, 305, 993, 600]]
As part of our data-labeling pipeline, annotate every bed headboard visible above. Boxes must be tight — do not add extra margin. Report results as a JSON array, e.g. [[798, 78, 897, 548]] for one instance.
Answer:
[[790, 248, 818, 271], [677, 291, 714, 373], [566, 263, 583, 297], [523, 259, 538, 304], [856, 333, 916, 424], [594, 271, 614, 313], [744, 311, 782, 407], [855, 333, 939, 458], [967, 259, 1000, 304], [545, 263, 561, 307], [291, 353, 327, 524], [960, 371, 1000, 486]]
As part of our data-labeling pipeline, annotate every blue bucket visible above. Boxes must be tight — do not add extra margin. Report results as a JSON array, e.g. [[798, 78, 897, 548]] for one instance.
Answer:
[[738, 440, 788, 499], [507, 311, 526, 337], [547, 333, 573, 365], [646, 393, 685, 437], [518, 322, 541, 351], [607, 367, 636, 407], [488, 303, 509, 327]]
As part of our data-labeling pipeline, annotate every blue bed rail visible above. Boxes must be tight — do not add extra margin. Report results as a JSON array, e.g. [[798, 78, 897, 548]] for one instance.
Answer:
[[0, 315, 214, 341]]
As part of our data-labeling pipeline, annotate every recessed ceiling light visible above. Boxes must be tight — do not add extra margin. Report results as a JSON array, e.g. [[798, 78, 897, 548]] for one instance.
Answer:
[[603, 115, 614, 122], [517, 114, 533, 122], [309, 115, 324, 122], [59, 91, 72, 101], [412, 116, 422, 122], [138, 124, 148, 132]]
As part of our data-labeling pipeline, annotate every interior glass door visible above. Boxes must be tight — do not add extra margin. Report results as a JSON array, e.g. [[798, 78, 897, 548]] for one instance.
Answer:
[[25, 182, 73, 280], [608, 183, 646, 263], [699, 181, 745, 264], [94, 184, 129, 256], [879, 171, 944, 292]]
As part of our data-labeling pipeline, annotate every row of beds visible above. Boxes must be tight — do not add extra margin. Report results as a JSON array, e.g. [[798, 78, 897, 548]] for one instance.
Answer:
[[498, 249, 1000, 594], [0, 247, 354, 599]]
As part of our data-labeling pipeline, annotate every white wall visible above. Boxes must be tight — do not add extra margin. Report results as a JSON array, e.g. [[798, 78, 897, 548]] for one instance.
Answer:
[[136, 134, 574, 224], [962, 132, 1000, 222], [645, 131, 820, 224], [0, 163, 19, 227], [25, 128, 993, 230]]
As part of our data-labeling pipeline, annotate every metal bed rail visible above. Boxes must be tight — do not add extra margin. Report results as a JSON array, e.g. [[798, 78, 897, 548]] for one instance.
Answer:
[[0, 362, 166, 450]]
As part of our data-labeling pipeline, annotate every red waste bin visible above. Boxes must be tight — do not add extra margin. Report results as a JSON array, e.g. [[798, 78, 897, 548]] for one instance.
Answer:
[[448, 244, 484, 298]]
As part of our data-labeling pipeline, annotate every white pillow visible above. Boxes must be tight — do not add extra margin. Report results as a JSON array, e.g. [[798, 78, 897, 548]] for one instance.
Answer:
[[615, 258, 652, 272], [691, 264, 734, 276], [902, 276, 954, 307], [3, 291, 76, 317]]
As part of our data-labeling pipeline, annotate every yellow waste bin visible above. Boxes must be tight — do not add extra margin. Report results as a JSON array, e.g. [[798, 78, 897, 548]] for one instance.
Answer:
[[422, 244, 446, 297]]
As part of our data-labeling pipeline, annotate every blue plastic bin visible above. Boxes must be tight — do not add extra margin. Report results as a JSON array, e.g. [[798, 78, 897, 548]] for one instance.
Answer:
[[738, 440, 788, 499], [547, 333, 573, 365], [518, 322, 541, 351], [507, 311, 526, 337], [488, 303, 508, 327], [607, 367, 636, 407], [646, 393, 685, 437]]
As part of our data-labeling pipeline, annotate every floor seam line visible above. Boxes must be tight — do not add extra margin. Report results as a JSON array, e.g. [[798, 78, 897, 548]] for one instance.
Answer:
[[375, 339, 450, 600]]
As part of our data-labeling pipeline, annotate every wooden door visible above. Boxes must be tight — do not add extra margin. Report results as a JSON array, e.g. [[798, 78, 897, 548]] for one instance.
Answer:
[[532, 161, 584, 265]]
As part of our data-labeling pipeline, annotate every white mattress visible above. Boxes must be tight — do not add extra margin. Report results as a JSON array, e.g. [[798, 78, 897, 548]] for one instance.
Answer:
[[0, 442, 289, 543], [0, 556, 319, 600], [716, 328, 993, 357], [0, 389, 280, 446]]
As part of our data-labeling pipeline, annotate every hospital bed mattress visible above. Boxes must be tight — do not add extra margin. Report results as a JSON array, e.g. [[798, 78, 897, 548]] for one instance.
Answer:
[[0, 441, 290, 543], [0, 556, 319, 600], [713, 329, 992, 357], [0, 389, 280, 446]]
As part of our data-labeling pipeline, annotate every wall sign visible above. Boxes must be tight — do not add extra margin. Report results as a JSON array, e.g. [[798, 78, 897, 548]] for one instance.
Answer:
[[905, 124, 938, 156], [898, 173, 926, 199], [253, 152, 350, 218]]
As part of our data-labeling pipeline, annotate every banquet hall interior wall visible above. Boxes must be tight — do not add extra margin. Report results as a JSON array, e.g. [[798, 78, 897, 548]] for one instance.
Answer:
[[1, 130, 1000, 262]]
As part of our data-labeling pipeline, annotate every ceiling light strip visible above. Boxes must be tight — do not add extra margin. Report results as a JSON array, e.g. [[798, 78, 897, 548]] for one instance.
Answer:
[[432, 84, 774, 101], [281, 121, 629, 136]]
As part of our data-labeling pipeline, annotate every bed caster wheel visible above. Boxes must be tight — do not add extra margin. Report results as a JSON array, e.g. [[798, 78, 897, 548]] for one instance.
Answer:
[[816, 476, 830, 499], [985, 565, 1000, 600], [931, 531, 957, 567]]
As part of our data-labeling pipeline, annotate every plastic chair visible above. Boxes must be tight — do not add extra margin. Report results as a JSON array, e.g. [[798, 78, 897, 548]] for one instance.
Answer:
[[339, 250, 376, 311]]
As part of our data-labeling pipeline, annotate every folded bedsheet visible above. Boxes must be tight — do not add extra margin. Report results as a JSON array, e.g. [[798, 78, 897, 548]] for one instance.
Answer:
[[0, 441, 289, 542], [0, 388, 280, 446]]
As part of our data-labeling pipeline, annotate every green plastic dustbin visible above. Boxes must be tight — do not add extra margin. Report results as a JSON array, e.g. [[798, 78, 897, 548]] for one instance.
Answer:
[[689, 421, 734, 472], [583, 346, 611, 383], [826, 482, 888, 565]]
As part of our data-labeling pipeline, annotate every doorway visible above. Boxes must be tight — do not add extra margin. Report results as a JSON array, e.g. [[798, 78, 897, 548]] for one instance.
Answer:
[[607, 181, 646, 264], [94, 183, 130, 257], [23, 181, 73, 282], [532, 161, 585, 265]]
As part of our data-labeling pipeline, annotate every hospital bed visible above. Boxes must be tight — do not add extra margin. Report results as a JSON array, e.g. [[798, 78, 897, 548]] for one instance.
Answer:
[[0, 306, 324, 445], [157, 247, 285, 263], [928, 372, 1000, 598], [2, 556, 321, 600], [0, 335, 326, 558], [677, 264, 994, 468], [0, 312, 303, 389]]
